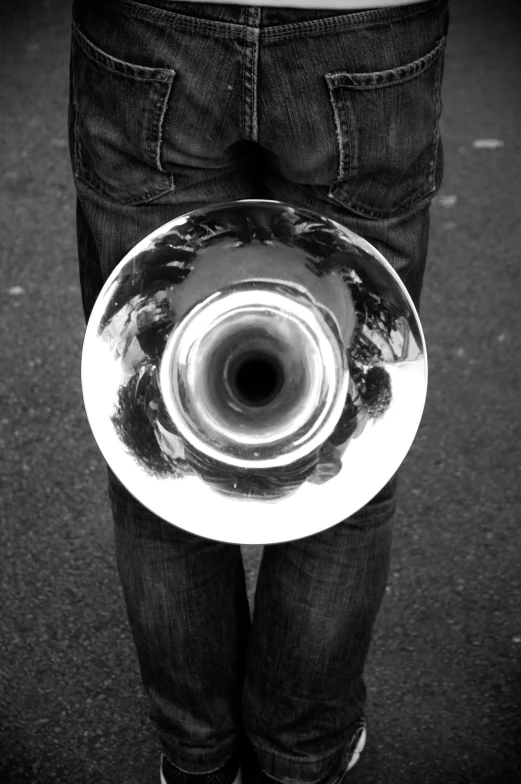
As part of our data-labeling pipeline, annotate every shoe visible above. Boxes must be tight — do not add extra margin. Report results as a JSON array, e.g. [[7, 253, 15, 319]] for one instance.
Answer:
[[160, 754, 242, 784], [257, 718, 367, 784], [344, 717, 367, 773]]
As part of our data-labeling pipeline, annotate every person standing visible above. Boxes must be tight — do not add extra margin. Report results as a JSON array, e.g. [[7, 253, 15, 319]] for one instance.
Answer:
[[68, 1, 449, 782]]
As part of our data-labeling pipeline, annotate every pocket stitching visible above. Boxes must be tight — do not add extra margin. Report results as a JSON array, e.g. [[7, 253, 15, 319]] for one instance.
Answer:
[[327, 35, 446, 91], [325, 37, 447, 219], [71, 23, 176, 205], [72, 21, 175, 84]]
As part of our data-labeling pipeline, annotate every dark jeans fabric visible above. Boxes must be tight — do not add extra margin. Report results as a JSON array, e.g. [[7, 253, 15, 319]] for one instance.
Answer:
[[68, 1, 449, 782]]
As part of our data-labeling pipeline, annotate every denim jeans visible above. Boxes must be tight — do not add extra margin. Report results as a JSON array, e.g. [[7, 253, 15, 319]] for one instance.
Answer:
[[68, 1, 449, 782]]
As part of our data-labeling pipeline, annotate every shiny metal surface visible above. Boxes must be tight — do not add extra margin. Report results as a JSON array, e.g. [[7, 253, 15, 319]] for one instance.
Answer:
[[82, 199, 427, 544]]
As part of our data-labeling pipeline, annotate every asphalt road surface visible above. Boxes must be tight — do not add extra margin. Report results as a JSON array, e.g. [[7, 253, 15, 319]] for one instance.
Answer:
[[1, 1, 520, 782]]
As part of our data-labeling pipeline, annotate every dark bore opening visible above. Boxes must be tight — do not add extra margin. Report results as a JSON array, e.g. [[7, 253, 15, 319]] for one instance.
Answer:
[[232, 353, 284, 407]]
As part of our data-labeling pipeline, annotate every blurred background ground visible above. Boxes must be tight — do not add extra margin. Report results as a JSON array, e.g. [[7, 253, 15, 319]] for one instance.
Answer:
[[1, 0, 520, 782]]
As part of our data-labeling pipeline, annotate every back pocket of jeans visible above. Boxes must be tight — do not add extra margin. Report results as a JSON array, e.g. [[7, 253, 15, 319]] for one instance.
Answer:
[[325, 36, 446, 220], [71, 21, 176, 205]]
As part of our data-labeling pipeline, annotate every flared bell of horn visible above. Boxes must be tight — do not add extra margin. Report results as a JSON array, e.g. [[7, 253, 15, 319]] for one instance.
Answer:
[[81, 200, 427, 545]]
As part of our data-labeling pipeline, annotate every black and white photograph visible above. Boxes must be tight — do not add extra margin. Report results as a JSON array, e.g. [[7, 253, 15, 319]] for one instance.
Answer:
[[0, 1, 519, 782]]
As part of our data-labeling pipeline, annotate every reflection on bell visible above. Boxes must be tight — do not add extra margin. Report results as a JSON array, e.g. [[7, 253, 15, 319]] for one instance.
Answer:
[[81, 199, 427, 545]]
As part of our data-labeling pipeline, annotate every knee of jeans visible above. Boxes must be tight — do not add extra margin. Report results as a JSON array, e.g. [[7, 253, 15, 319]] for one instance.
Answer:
[[107, 464, 171, 538], [107, 465, 137, 519], [347, 472, 398, 528], [370, 471, 398, 506]]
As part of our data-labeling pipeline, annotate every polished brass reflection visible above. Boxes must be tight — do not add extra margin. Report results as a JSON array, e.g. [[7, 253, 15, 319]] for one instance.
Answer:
[[82, 200, 427, 544]]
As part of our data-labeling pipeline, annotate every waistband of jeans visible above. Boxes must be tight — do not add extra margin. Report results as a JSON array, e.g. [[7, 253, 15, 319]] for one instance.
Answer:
[[111, 0, 448, 38]]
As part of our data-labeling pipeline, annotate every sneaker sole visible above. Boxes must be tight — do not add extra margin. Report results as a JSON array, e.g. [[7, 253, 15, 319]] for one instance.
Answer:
[[160, 756, 242, 784], [346, 725, 367, 773]]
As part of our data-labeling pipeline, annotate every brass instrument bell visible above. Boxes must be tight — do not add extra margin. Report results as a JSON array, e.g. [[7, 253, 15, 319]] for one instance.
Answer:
[[81, 200, 427, 544]]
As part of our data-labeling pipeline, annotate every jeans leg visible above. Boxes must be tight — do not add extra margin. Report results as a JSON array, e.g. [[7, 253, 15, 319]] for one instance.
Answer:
[[243, 476, 397, 784], [69, 2, 268, 771], [109, 468, 252, 771], [242, 2, 449, 781]]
